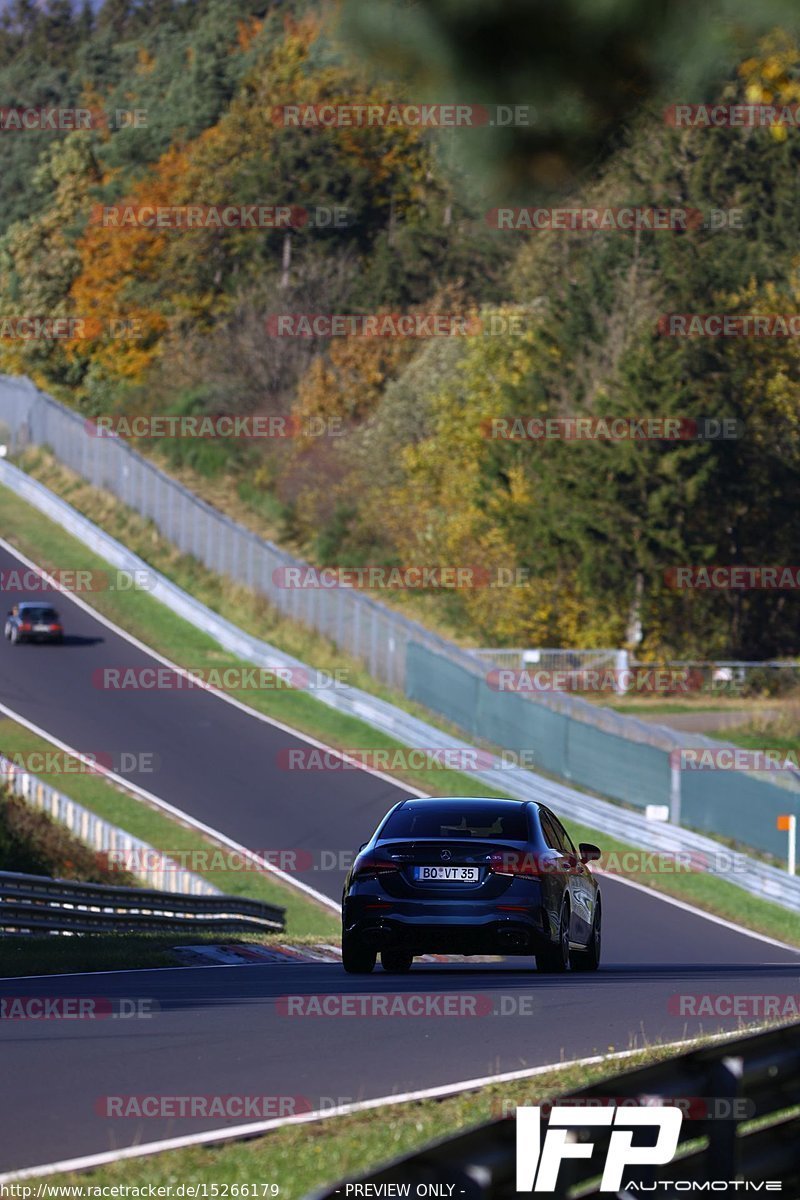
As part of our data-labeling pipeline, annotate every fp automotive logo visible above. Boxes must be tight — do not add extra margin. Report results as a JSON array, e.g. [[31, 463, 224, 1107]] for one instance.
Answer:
[[516, 1105, 683, 1192]]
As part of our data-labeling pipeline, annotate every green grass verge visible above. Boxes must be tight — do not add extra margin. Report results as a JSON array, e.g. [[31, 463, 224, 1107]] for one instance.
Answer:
[[0, 932, 330, 978], [0, 932, 188, 977], [37, 1034, 754, 1197], [712, 724, 800, 758], [2, 477, 800, 949], [608, 701, 775, 714]]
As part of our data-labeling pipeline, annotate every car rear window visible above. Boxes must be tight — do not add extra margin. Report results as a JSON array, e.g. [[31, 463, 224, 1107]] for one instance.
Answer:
[[22, 608, 59, 622], [380, 804, 529, 841]]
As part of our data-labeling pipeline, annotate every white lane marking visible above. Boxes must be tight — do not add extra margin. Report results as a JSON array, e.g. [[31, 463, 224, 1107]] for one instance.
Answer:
[[1, 538, 798, 954], [0, 961, 319, 982], [0, 1027, 768, 1184]]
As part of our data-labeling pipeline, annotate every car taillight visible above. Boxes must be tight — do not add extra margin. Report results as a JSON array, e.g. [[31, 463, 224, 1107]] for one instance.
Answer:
[[488, 850, 541, 877], [49, 624, 61, 631], [351, 850, 400, 881], [19, 622, 31, 631]]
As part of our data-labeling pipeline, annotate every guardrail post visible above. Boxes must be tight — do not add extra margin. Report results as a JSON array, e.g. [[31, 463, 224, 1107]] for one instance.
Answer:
[[705, 1055, 744, 1177]]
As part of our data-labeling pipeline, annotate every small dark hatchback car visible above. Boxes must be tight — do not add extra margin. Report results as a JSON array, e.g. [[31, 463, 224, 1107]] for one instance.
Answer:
[[4, 602, 63, 645], [341, 796, 601, 974]]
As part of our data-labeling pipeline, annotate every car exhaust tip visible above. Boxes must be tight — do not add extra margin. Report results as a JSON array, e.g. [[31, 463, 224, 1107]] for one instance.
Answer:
[[497, 927, 529, 950], [359, 922, 395, 947]]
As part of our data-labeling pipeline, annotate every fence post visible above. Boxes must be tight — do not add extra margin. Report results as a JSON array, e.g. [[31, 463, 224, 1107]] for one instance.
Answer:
[[247, 537, 255, 589], [670, 757, 682, 825], [387, 632, 396, 688], [353, 599, 361, 661], [369, 608, 378, 677], [336, 587, 344, 648]]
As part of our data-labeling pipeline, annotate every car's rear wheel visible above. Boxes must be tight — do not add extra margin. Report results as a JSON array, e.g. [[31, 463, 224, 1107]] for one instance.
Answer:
[[570, 901, 601, 972], [536, 901, 570, 973], [381, 948, 413, 973], [341, 931, 376, 974]]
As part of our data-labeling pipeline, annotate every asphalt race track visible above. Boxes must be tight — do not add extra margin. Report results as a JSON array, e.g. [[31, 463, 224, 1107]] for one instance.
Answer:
[[2, 943, 799, 1172], [1, 541, 798, 1174]]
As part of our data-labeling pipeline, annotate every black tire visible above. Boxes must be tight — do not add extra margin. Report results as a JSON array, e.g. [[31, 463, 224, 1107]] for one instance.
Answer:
[[571, 901, 601, 972], [381, 948, 413, 974], [537, 900, 571, 973], [341, 932, 376, 974]]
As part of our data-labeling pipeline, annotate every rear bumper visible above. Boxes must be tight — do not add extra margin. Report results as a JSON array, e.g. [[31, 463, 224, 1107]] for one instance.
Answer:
[[343, 903, 550, 956]]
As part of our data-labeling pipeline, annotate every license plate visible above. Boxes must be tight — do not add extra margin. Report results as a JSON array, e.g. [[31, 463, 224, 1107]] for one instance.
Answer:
[[33, 625, 50, 632], [413, 865, 480, 883]]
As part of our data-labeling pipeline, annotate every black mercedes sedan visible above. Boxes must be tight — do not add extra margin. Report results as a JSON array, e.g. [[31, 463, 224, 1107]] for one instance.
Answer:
[[341, 796, 601, 974]]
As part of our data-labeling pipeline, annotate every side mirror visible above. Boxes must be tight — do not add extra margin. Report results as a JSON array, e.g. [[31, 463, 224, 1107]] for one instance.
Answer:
[[358, 842, 368, 852], [579, 842, 602, 864]]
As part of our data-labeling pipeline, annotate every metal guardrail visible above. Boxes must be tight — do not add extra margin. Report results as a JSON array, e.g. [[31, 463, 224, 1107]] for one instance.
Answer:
[[1, 458, 799, 911], [1, 751, 218, 896], [0, 870, 285, 935], [308, 1022, 800, 1199]]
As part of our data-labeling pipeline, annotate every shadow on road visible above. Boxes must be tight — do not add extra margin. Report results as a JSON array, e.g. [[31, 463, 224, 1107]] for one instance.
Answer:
[[51, 635, 104, 648]]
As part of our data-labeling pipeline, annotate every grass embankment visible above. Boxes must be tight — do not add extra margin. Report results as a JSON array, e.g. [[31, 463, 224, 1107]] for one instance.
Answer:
[[715, 706, 800, 759], [15, 446, 480, 711], [0, 787, 135, 884], [609, 698, 787, 715], [25, 431, 475, 648], [1, 478, 800, 949]]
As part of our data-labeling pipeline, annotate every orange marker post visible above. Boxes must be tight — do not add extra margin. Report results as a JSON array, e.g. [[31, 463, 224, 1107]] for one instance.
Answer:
[[777, 815, 796, 875]]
